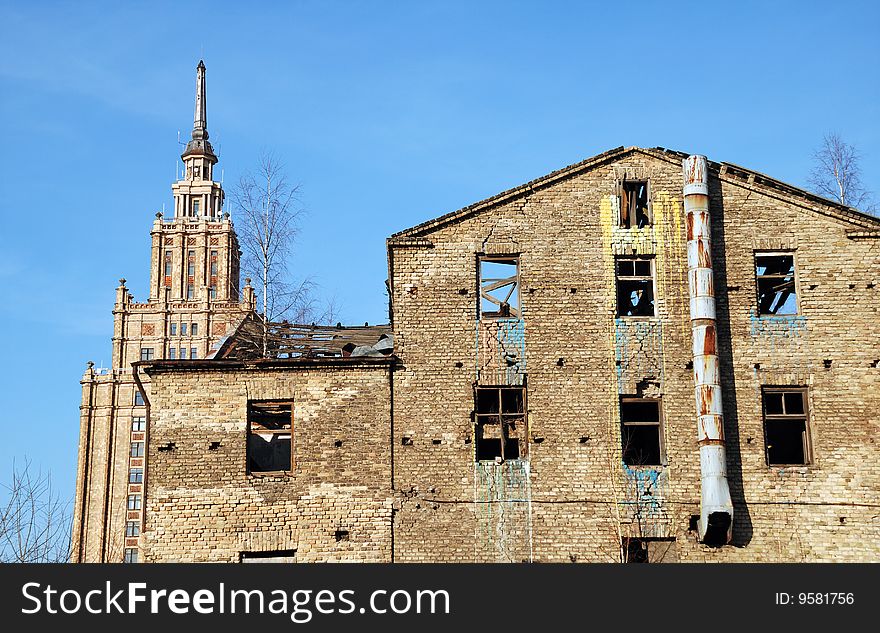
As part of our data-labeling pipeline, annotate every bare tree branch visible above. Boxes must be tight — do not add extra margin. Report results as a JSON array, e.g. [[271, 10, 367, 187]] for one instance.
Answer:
[[808, 133, 876, 212], [0, 459, 71, 563], [231, 151, 338, 356]]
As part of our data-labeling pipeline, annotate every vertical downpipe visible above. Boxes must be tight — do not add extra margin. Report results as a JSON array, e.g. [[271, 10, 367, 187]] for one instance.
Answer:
[[683, 155, 733, 545]]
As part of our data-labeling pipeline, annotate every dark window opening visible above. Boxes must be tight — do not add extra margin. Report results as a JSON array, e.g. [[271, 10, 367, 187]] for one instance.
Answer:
[[619, 180, 651, 229], [763, 388, 810, 465], [248, 401, 292, 473], [475, 386, 526, 461], [480, 256, 520, 318], [622, 537, 677, 563], [620, 398, 663, 466], [239, 550, 297, 563], [616, 257, 655, 317], [335, 530, 350, 542], [755, 253, 797, 315]]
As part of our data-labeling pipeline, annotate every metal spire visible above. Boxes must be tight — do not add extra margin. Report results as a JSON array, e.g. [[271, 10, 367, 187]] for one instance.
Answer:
[[192, 60, 208, 141]]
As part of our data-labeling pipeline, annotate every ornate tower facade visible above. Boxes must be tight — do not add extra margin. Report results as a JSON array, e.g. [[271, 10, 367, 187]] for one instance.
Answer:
[[72, 62, 255, 563]]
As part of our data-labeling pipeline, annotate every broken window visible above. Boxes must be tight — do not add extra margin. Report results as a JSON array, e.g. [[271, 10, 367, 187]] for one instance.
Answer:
[[248, 401, 293, 473], [474, 386, 526, 461], [125, 521, 140, 537], [763, 388, 810, 466], [134, 391, 144, 406], [620, 398, 663, 466], [755, 253, 798, 315], [130, 442, 144, 458], [239, 550, 297, 563], [616, 257, 655, 317], [479, 256, 520, 318], [131, 416, 145, 432], [140, 347, 154, 361], [618, 179, 651, 229], [129, 467, 143, 484], [127, 494, 141, 510], [123, 548, 138, 563], [622, 537, 677, 563]]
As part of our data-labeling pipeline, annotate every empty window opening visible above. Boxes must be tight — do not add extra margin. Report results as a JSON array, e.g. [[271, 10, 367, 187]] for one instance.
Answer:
[[619, 180, 651, 229], [620, 398, 663, 466], [127, 494, 141, 511], [480, 256, 520, 318], [157, 442, 176, 452], [622, 537, 677, 563], [401, 435, 413, 446], [209, 441, 221, 451], [755, 253, 798, 315], [474, 386, 527, 461], [763, 388, 810, 466], [129, 468, 143, 484], [248, 401, 292, 473], [131, 416, 145, 432], [239, 550, 297, 563], [335, 530, 350, 542], [616, 257, 655, 317], [123, 548, 138, 563], [334, 440, 343, 448], [130, 442, 144, 458]]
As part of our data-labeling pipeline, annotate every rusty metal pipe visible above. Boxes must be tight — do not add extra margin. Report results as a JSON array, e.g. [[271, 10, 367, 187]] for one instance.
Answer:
[[683, 155, 733, 545]]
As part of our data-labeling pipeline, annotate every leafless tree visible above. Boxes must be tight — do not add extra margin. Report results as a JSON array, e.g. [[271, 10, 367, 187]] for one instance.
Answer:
[[0, 459, 71, 563], [808, 133, 875, 211], [231, 151, 337, 356]]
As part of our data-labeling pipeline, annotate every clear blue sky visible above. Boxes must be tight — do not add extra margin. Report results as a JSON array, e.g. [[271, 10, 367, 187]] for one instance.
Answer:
[[1, 1, 877, 502]]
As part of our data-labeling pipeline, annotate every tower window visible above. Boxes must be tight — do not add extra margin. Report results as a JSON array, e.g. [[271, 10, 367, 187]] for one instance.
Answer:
[[186, 284, 194, 299], [616, 257, 655, 317], [763, 387, 811, 465], [191, 323, 198, 336], [170, 322, 177, 336], [181, 323, 187, 336], [192, 199, 201, 216], [163, 252, 172, 287], [187, 251, 195, 277]]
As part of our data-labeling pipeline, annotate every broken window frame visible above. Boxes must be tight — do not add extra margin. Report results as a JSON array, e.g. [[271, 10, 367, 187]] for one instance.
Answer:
[[620, 397, 665, 466], [478, 255, 521, 319], [247, 400, 294, 475], [617, 178, 652, 229], [473, 385, 527, 462], [615, 256, 656, 318], [754, 251, 799, 316], [762, 387, 811, 466]]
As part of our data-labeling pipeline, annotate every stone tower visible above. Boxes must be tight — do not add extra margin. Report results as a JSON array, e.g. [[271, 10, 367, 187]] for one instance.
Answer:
[[72, 61, 255, 563]]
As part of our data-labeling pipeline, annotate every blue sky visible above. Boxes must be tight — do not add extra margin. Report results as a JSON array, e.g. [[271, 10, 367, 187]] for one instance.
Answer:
[[0, 1, 877, 502]]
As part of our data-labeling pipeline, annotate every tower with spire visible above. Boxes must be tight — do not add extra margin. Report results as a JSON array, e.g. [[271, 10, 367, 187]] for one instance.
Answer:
[[72, 62, 256, 563]]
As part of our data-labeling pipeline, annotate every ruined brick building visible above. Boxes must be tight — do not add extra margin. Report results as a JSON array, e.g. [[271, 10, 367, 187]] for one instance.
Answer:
[[73, 62, 880, 563]]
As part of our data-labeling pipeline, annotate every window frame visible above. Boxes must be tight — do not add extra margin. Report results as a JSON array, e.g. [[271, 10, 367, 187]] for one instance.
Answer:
[[134, 391, 145, 407], [473, 385, 528, 462], [754, 250, 800, 316], [762, 386, 812, 467], [123, 548, 138, 563], [127, 494, 142, 511], [615, 256, 657, 318], [247, 400, 294, 475], [129, 467, 143, 484], [140, 347, 154, 362], [618, 179, 652, 229], [131, 416, 146, 432], [478, 255, 521, 320], [125, 520, 140, 538], [130, 441, 144, 458], [619, 397, 665, 466]]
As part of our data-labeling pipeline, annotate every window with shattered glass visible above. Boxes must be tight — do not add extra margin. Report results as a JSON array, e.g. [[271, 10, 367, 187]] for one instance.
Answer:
[[618, 179, 651, 229], [755, 253, 798, 315], [248, 401, 293, 473], [616, 257, 655, 317], [474, 386, 526, 461], [479, 256, 520, 318]]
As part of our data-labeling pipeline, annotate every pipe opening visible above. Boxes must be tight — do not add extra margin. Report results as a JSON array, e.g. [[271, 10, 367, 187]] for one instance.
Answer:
[[702, 511, 732, 547]]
